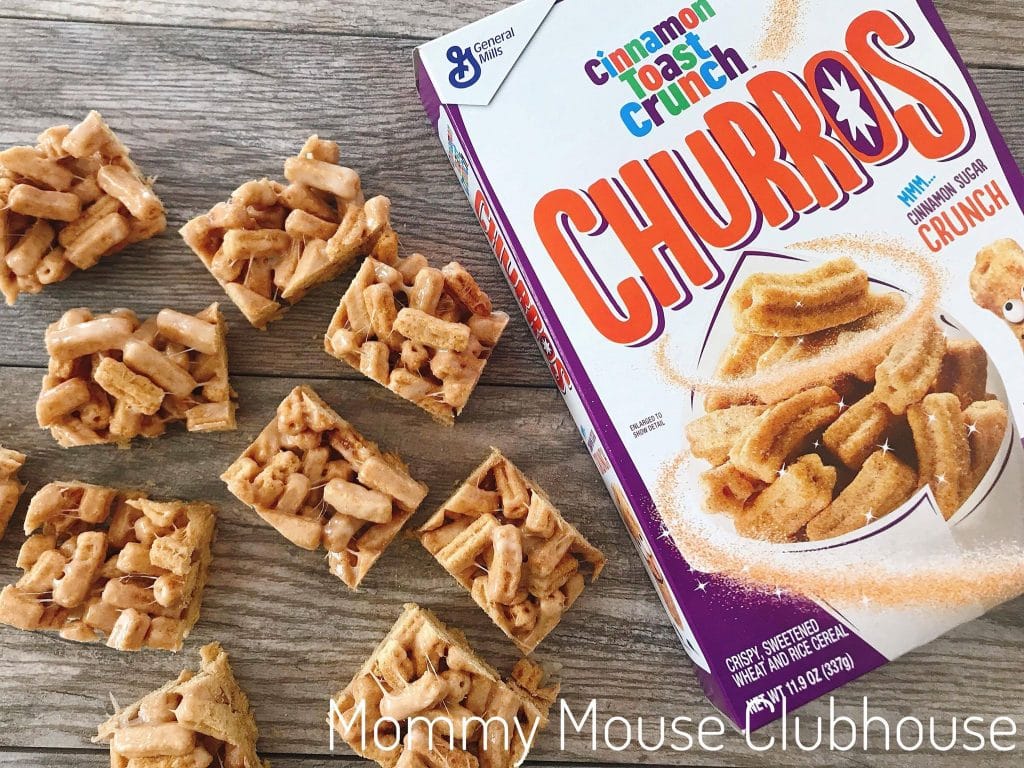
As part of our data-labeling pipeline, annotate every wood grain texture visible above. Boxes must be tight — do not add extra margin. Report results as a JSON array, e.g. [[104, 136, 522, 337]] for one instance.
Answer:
[[1, 4, 1023, 767], [0, 0, 1021, 70], [0, 368, 1022, 767], [0, 18, 1023, 388]]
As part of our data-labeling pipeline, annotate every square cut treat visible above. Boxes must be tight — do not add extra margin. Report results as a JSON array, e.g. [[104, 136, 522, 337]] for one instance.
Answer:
[[38, 304, 236, 447], [95, 642, 269, 768], [181, 135, 396, 329], [0, 111, 166, 305], [325, 253, 509, 425], [221, 385, 428, 589], [419, 450, 605, 654], [0, 445, 27, 541], [330, 603, 559, 768], [0, 482, 215, 651]]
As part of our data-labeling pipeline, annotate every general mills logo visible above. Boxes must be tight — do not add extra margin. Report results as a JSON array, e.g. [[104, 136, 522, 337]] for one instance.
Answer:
[[447, 44, 482, 89]]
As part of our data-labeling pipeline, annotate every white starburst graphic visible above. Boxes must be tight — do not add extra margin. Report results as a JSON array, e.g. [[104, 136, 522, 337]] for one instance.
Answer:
[[821, 68, 877, 144]]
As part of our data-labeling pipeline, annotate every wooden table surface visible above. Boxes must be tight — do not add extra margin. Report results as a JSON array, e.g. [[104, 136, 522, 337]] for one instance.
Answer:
[[0, 2, 1022, 766]]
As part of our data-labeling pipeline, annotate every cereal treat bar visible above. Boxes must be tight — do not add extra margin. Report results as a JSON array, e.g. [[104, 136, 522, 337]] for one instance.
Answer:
[[0, 445, 26, 542], [0, 482, 215, 651], [330, 603, 559, 768], [221, 385, 427, 589], [95, 642, 269, 768], [325, 253, 509, 425], [418, 449, 605, 654], [38, 304, 236, 447], [686, 257, 1011, 543], [181, 135, 396, 329], [0, 111, 166, 305]]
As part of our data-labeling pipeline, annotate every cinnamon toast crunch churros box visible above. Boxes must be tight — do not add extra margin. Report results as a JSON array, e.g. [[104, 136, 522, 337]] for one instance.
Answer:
[[415, 0, 1024, 729]]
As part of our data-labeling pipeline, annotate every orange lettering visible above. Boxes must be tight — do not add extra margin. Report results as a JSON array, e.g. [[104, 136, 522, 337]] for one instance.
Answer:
[[848, 10, 969, 160], [748, 70, 867, 208], [704, 100, 815, 228], [534, 188, 657, 345]]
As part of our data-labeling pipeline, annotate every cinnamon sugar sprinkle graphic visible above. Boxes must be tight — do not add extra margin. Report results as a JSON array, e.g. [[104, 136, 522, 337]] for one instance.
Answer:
[[755, 0, 806, 60], [654, 236, 1024, 608], [658, 448, 1024, 609]]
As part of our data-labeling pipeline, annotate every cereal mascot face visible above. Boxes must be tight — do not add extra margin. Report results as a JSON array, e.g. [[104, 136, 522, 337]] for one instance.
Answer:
[[971, 239, 1024, 352]]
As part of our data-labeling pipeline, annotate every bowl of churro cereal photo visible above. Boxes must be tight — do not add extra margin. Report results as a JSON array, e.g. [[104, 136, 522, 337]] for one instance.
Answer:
[[680, 249, 1019, 558]]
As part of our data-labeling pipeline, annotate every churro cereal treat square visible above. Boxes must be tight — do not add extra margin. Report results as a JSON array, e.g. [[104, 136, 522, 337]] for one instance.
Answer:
[[0, 445, 26, 542], [181, 135, 396, 329], [418, 450, 605, 654], [325, 253, 509, 425], [330, 603, 558, 768], [221, 385, 427, 588], [37, 304, 237, 447], [95, 642, 270, 767], [0, 111, 166, 304], [0, 482, 215, 651]]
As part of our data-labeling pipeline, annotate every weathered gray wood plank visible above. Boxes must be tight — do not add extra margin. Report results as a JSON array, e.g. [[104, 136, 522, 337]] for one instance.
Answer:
[[0, 368, 1022, 766], [0, 0, 1021, 70], [1, 19, 1024, 388]]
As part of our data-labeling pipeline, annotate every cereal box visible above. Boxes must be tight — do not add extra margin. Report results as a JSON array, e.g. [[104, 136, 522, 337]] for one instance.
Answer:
[[415, 0, 1024, 729]]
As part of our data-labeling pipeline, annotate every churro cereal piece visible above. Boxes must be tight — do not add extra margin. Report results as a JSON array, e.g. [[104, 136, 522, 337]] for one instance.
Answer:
[[730, 258, 872, 337], [0, 446, 26, 541], [963, 400, 1009, 491], [0, 111, 165, 305], [705, 333, 774, 410], [755, 335, 819, 371], [0, 482, 214, 651], [700, 463, 765, 516], [736, 455, 837, 542], [908, 393, 971, 519], [418, 449, 604, 653], [970, 238, 1024, 352], [875, 318, 946, 414], [686, 404, 766, 466], [330, 603, 558, 768], [729, 386, 841, 483], [37, 304, 236, 447], [222, 385, 426, 588], [326, 253, 509, 425], [805, 451, 917, 540], [822, 392, 896, 469], [95, 642, 269, 767], [932, 339, 988, 408], [832, 291, 908, 381], [751, 292, 907, 382], [181, 135, 395, 329]]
